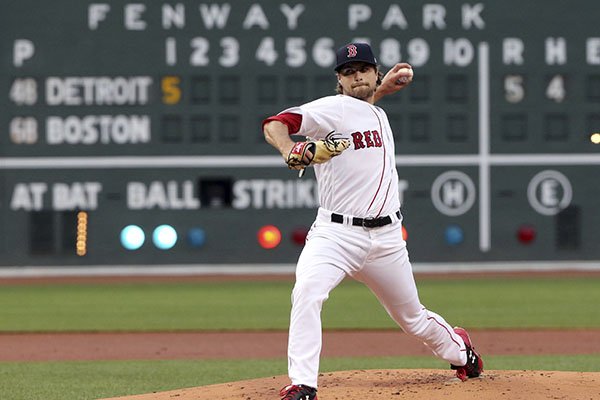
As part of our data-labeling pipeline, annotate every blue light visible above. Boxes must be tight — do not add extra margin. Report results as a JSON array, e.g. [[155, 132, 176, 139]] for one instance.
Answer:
[[444, 225, 464, 245], [153, 225, 178, 250], [120, 225, 145, 250], [187, 228, 206, 247]]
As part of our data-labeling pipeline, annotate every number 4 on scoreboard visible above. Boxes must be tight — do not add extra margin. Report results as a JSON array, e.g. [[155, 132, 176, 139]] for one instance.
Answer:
[[546, 74, 565, 103]]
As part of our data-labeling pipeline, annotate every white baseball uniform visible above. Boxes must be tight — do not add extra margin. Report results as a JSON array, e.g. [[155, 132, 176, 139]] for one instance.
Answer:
[[278, 94, 468, 388]]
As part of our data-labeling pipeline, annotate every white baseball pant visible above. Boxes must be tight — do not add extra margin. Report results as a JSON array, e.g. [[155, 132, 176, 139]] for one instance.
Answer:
[[287, 207, 468, 388]]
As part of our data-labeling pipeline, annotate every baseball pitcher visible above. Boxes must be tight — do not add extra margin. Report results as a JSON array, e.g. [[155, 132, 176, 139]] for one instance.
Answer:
[[263, 42, 483, 400]]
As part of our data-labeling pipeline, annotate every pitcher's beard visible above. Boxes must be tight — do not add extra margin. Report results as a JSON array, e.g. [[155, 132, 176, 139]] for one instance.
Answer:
[[348, 84, 375, 100]]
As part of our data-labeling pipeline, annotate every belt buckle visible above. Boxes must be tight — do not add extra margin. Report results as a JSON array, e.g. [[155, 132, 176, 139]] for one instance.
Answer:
[[362, 217, 376, 228]]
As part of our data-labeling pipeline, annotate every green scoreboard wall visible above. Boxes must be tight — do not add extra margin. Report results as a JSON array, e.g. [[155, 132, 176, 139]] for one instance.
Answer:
[[1, 1, 599, 267]]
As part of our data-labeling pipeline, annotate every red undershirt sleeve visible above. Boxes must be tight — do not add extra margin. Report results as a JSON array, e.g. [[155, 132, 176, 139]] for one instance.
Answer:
[[262, 112, 303, 134]]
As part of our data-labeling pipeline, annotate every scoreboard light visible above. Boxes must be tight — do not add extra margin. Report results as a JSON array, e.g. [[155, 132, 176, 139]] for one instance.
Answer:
[[591, 133, 600, 144], [291, 226, 309, 245], [153, 225, 177, 250], [187, 227, 206, 248], [76, 211, 88, 256], [120, 225, 145, 250], [517, 225, 536, 244], [258, 225, 281, 249], [444, 225, 464, 245]]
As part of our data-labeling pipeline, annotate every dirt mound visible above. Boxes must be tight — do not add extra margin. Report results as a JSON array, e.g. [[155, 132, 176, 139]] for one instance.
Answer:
[[103, 369, 600, 399]]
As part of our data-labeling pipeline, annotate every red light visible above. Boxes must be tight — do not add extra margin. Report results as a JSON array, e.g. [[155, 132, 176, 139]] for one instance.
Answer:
[[401, 225, 408, 241], [517, 225, 536, 244], [258, 225, 281, 249], [291, 227, 309, 245]]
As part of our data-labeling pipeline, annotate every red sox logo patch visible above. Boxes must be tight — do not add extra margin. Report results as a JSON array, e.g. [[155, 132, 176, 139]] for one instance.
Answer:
[[347, 44, 358, 58]]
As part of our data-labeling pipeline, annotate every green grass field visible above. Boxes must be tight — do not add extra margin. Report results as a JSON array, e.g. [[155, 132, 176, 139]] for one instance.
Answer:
[[2, 276, 599, 331], [0, 275, 599, 399], [1, 355, 599, 400]]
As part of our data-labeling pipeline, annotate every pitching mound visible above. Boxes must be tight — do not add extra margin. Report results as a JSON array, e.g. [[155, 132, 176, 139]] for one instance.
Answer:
[[103, 369, 600, 399]]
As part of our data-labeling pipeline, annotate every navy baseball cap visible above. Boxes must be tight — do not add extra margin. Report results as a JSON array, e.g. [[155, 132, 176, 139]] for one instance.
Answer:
[[334, 42, 378, 71]]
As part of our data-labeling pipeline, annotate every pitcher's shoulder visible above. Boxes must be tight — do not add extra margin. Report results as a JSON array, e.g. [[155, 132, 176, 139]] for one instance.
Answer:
[[304, 95, 344, 107]]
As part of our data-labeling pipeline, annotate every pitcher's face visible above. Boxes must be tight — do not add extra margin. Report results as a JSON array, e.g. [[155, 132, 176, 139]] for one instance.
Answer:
[[337, 62, 378, 101]]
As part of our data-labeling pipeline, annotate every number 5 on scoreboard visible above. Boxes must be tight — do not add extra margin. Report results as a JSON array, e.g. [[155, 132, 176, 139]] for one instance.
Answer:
[[161, 76, 181, 105]]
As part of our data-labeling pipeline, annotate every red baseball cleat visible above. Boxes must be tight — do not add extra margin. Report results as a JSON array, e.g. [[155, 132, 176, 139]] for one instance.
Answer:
[[451, 326, 484, 381], [279, 384, 318, 400]]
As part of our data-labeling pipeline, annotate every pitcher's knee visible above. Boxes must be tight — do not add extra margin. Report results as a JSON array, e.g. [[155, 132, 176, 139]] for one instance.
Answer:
[[292, 280, 330, 306], [397, 309, 430, 338]]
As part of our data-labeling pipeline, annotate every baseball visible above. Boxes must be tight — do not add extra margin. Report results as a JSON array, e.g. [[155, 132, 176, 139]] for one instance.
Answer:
[[396, 67, 414, 84]]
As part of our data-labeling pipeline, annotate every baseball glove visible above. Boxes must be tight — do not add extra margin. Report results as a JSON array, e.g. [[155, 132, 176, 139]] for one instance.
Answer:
[[286, 131, 351, 174]]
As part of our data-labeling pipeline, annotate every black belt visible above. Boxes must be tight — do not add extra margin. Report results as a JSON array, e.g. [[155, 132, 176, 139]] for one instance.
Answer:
[[331, 211, 400, 228]]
